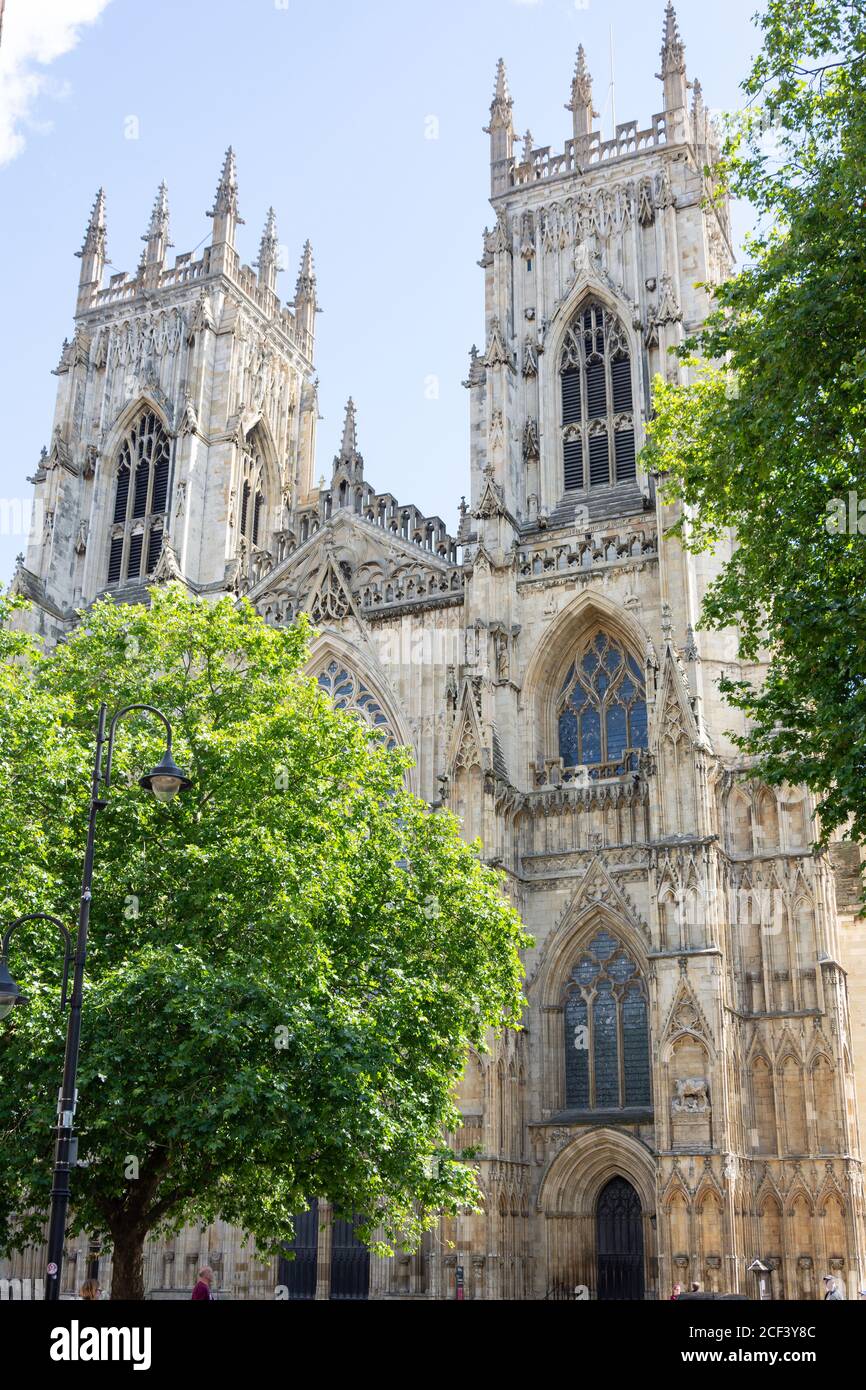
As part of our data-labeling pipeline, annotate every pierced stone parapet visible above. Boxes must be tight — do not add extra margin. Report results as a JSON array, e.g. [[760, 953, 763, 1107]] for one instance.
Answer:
[[510, 115, 670, 189], [517, 525, 657, 582]]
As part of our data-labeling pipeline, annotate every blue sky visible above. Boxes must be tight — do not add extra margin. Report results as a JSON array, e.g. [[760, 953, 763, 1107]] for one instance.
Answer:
[[0, 0, 763, 582]]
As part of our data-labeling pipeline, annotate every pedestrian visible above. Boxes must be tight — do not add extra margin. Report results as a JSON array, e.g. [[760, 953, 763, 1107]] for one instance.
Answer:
[[670, 1282, 682, 1300], [823, 1274, 843, 1300], [191, 1265, 215, 1300], [689, 1281, 701, 1293], [79, 1278, 100, 1301]]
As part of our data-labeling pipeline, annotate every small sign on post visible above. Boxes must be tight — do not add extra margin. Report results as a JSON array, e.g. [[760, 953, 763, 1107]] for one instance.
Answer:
[[747, 1258, 771, 1300]]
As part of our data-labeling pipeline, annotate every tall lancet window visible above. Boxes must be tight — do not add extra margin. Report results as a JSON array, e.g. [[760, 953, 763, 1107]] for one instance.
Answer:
[[563, 929, 651, 1111], [559, 301, 636, 493], [239, 445, 267, 548], [107, 410, 170, 585], [557, 630, 648, 778]]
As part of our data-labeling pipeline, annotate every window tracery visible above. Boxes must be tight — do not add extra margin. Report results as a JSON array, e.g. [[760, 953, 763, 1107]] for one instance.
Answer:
[[238, 444, 267, 548], [317, 661, 398, 749], [563, 928, 651, 1111], [559, 300, 636, 493], [557, 631, 648, 777], [107, 409, 170, 585]]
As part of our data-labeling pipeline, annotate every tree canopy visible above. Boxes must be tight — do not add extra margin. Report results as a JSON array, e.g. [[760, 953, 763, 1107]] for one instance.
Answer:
[[0, 585, 529, 1298], [642, 0, 866, 846]]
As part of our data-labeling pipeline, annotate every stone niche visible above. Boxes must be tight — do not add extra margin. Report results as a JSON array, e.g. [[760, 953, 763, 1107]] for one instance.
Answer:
[[669, 1036, 712, 1149]]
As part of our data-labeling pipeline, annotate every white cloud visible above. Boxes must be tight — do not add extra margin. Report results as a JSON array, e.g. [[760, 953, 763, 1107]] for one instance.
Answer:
[[0, 0, 113, 166]]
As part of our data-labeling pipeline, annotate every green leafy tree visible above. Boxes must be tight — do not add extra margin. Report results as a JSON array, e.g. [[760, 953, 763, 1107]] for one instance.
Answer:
[[642, 0, 866, 846], [0, 586, 529, 1298]]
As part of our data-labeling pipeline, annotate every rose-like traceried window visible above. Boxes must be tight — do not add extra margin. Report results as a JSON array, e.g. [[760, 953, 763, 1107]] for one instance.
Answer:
[[557, 631, 648, 779], [563, 929, 651, 1111], [317, 661, 398, 749]]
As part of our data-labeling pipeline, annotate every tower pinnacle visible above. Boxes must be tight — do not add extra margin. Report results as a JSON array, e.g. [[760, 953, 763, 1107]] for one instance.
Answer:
[[207, 147, 243, 248], [657, 3, 688, 116], [75, 187, 106, 309], [295, 239, 316, 300], [143, 181, 170, 245], [660, 1, 685, 72], [566, 45, 598, 139], [256, 206, 280, 293], [333, 398, 363, 484], [293, 240, 317, 351], [340, 397, 358, 459], [141, 182, 171, 284], [487, 58, 513, 130], [485, 58, 515, 196], [77, 187, 106, 260]]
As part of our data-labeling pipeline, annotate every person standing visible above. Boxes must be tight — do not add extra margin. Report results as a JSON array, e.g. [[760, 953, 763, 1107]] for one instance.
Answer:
[[823, 1274, 843, 1300], [79, 1278, 100, 1300], [670, 1282, 682, 1300], [191, 1266, 215, 1301]]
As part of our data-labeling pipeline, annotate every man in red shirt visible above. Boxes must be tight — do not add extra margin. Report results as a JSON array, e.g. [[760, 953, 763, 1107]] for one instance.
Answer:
[[191, 1266, 215, 1300]]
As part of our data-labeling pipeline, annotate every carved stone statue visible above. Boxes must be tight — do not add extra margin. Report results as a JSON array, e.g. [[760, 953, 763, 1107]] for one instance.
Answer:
[[672, 1076, 710, 1114]]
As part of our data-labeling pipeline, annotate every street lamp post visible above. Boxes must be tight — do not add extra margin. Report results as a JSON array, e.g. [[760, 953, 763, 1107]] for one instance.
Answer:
[[0, 701, 191, 1302], [0, 914, 73, 1021]]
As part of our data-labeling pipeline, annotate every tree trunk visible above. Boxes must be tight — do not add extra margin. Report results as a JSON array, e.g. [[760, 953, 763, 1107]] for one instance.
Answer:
[[110, 1225, 147, 1300]]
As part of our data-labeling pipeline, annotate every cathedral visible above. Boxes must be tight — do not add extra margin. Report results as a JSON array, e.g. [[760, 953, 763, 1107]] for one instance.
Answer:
[[6, 5, 866, 1299]]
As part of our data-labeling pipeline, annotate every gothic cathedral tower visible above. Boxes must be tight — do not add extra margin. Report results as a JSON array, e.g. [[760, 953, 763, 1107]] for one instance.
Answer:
[[8, 5, 866, 1300], [14, 151, 319, 642], [445, 4, 865, 1301]]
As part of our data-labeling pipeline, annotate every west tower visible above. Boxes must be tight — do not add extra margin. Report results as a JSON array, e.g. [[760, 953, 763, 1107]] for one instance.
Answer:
[[14, 152, 319, 641]]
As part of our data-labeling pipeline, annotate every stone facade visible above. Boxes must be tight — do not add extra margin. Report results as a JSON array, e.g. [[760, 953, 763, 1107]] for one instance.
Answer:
[[6, 5, 866, 1299]]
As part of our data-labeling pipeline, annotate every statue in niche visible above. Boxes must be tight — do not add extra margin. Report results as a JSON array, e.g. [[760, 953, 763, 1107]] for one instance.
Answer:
[[672, 1076, 710, 1114], [495, 631, 509, 680]]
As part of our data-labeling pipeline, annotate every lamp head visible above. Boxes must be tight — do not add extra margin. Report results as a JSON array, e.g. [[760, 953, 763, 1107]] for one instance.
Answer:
[[0, 956, 22, 1021], [139, 749, 192, 803]]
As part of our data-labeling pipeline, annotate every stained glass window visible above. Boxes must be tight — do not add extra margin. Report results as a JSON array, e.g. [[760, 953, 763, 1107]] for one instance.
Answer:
[[317, 661, 398, 749], [557, 631, 648, 776], [563, 929, 651, 1111]]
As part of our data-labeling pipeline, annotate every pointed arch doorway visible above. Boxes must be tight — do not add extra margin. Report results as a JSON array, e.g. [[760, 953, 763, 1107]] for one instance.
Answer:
[[596, 1176, 645, 1300]]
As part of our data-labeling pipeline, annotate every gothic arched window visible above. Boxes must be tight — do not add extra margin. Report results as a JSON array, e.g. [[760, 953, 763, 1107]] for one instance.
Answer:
[[107, 410, 170, 585], [557, 630, 648, 777], [239, 445, 267, 548], [559, 300, 636, 493], [317, 661, 398, 749], [563, 929, 651, 1111]]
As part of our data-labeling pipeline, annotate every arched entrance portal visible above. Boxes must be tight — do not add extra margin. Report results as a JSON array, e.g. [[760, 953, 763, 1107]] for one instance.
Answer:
[[596, 1176, 644, 1300], [539, 1129, 656, 1301]]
